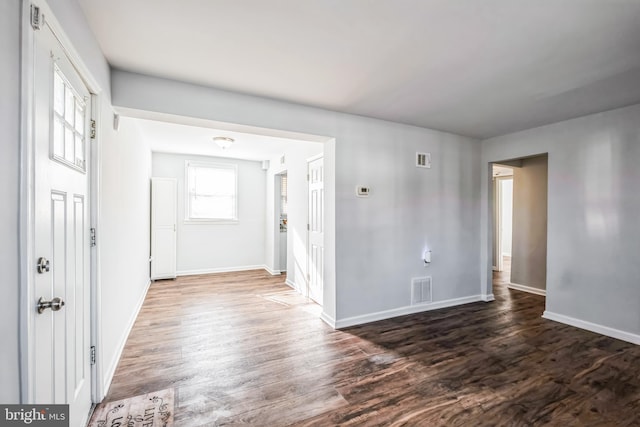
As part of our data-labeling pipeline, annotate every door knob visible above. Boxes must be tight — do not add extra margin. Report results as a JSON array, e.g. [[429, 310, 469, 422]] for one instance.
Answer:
[[37, 257, 50, 274], [37, 296, 65, 314]]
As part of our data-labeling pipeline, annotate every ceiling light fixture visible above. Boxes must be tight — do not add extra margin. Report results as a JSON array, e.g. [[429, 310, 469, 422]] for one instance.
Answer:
[[213, 136, 234, 149]]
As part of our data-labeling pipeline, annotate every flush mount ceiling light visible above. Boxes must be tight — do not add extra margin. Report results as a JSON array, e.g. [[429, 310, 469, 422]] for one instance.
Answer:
[[213, 136, 234, 149]]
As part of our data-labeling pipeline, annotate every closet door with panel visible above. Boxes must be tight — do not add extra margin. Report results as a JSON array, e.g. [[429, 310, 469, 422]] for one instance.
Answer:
[[151, 177, 177, 280]]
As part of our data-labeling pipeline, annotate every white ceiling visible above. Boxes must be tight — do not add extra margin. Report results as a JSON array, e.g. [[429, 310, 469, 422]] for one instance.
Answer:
[[79, 0, 640, 139], [134, 118, 319, 161]]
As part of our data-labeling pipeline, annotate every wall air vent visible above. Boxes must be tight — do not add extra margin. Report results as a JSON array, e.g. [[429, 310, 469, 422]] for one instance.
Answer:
[[411, 277, 432, 305], [416, 152, 431, 169]]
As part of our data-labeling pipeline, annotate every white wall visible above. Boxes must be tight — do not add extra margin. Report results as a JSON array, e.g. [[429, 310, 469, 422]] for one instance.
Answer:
[[98, 117, 151, 390], [481, 103, 640, 342], [0, 0, 22, 403], [112, 70, 483, 324], [152, 153, 266, 274], [264, 144, 323, 291]]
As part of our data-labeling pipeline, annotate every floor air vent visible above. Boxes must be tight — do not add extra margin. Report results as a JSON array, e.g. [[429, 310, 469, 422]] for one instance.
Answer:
[[411, 277, 432, 305]]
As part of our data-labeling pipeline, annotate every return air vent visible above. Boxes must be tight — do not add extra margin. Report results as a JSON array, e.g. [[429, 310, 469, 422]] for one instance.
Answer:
[[416, 152, 431, 168], [411, 277, 432, 305]]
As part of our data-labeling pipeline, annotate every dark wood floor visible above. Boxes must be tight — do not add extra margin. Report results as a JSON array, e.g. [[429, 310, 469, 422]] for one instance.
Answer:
[[102, 267, 640, 426]]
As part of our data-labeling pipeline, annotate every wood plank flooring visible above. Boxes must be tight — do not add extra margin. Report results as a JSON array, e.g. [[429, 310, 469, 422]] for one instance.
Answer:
[[102, 268, 640, 426]]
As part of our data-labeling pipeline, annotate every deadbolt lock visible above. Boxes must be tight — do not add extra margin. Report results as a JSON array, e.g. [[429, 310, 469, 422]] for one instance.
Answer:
[[37, 257, 50, 274]]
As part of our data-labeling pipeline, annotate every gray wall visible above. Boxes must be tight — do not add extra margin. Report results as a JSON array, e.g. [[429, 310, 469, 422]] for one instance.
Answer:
[[0, 0, 22, 403], [511, 155, 547, 291], [481, 104, 640, 338]]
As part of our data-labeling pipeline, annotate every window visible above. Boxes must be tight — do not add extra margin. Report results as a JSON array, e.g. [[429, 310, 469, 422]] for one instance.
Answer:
[[185, 161, 238, 222], [53, 65, 86, 171]]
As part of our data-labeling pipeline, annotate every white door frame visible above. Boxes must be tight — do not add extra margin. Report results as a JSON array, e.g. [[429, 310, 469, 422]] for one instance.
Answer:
[[19, 0, 105, 403]]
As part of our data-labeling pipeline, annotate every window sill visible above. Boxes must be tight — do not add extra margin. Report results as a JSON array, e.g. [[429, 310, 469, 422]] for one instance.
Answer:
[[184, 219, 239, 225]]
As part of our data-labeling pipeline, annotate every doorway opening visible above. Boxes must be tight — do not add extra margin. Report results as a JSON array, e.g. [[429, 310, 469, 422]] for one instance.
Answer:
[[275, 172, 288, 274], [493, 165, 513, 275], [491, 154, 548, 299]]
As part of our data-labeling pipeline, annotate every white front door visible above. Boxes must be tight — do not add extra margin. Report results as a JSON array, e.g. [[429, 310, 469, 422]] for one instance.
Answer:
[[307, 157, 324, 304], [32, 19, 92, 426]]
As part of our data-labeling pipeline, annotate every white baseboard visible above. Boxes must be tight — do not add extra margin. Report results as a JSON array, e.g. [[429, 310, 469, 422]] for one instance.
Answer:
[[103, 279, 151, 394], [543, 311, 640, 345], [481, 293, 495, 302], [263, 265, 282, 276], [320, 311, 336, 328], [334, 295, 484, 329], [508, 282, 547, 296], [176, 264, 265, 276], [285, 278, 296, 289]]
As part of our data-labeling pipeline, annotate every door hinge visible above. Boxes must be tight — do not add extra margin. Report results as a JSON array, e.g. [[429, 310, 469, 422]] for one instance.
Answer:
[[90, 119, 96, 139], [307, 174, 310, 182], [90, 228, 96, 247], [90, 346, 96, 365], [307, 223, 310, 231], [30, 5, 43, 30]]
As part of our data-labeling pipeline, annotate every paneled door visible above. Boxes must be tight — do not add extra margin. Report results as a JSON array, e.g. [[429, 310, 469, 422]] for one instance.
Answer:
[[32, 16, 92, 426], [151, 178, 177, 280], [307, 157, 324, 304]]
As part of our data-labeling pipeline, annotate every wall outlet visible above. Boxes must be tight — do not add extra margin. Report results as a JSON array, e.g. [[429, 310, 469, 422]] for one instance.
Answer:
[[356, 186, 370, 197]]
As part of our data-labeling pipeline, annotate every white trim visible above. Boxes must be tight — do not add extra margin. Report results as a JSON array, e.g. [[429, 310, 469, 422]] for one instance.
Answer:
[[285, 278, 296, 289], [89, 95, 104, 402], [481, 294, 495, 302], [334, 295, 484, 329], [320, 312, 336, 328], [102, 280, 151, 395], [508, 282, 547, 296], [542, 311, 640, 345], [263, 265, 282, 276], [176, 265, 266, 277]]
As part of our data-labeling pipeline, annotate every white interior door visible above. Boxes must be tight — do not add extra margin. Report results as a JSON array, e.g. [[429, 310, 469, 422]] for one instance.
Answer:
[[308, 157, 324, 304], [493, 177, 504, 272], [32, 19, 92, 426], [151, 178, 177, 280]]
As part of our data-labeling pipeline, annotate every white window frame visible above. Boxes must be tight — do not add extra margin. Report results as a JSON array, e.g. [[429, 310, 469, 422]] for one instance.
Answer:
[[184, 160, 238, 224]]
